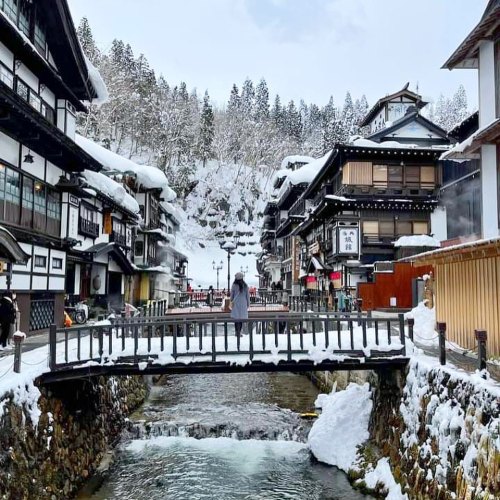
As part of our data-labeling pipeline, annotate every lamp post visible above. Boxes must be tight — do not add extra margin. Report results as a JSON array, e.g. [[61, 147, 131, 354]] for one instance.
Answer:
[[212, 260, 223, 290], [221, 240, 238, 292], [240, 265, 248, 278]]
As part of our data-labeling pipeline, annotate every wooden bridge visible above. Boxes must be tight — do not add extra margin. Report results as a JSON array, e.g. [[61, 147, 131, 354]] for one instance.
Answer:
[[40, 310, 410, 383]]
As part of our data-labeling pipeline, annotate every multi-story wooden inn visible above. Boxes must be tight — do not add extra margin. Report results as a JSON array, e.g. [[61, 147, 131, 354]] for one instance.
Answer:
[[0, 0, 107, 331], [260, 86, 450, 297]]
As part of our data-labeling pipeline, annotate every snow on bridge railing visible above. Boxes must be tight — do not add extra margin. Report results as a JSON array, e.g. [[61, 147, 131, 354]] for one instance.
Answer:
[[47, 312, 409, 375]]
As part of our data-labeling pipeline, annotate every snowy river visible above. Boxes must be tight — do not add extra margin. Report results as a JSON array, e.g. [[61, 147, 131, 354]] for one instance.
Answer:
[[81, 373, 371, 499]]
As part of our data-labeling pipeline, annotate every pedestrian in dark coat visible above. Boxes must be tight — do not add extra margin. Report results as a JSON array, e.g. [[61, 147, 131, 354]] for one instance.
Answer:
[[230, 272, 250, 337], [0, 292, 16, 349]]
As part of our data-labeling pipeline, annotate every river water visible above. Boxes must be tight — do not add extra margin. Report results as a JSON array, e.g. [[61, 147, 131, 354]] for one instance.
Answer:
[[82, 373, 371, 499]]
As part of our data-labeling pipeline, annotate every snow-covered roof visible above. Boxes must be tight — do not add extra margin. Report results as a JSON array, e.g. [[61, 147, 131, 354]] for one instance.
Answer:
[[75, 134, 176, 202], [83, 55, 109, 106], [280, 155, 315, 170], [80, 170, 140, 215], [287, 151, 331, 185], [350, 137, 420, 149], [393, 235, 441, 248]]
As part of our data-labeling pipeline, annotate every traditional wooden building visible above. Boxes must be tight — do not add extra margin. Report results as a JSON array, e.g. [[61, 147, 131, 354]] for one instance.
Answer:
[[0, 0, 105, 331]]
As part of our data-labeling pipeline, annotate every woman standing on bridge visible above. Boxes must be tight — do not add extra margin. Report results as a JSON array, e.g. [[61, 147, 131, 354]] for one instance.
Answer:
[[230, 272, 250, 337]]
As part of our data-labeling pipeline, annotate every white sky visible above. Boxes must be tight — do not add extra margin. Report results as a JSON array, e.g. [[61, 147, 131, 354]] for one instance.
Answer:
[[67, 0, 487, 110]]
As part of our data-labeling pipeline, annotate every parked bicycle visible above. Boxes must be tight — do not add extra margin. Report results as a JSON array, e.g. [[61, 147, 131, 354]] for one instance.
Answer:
[[64, 302, 88, 325]]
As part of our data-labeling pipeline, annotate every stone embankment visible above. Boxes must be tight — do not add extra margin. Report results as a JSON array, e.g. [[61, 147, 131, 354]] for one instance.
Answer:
[[0, 375, 148, 499], [312, 363, 500, 499]]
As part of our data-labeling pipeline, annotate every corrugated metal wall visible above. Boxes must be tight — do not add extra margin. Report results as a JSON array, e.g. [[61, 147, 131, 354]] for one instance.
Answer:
[[435, 256, 500, 356]]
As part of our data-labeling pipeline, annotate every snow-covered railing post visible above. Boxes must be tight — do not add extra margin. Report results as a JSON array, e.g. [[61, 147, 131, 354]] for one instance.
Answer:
[[474, 329, 487, 372], [398, 314, 405, 356], [13, 331, 25, 373], [407, 317, 414, 342], [437, 322, 447, 365]]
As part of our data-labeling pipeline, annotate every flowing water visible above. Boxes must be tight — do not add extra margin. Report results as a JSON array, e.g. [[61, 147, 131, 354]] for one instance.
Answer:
[[81, 373, 371, 499]]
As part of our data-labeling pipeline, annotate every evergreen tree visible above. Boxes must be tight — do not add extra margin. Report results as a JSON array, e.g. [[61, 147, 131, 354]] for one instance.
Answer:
[[199, 91, 214, 166], [240, 78, 255, 118], [77, 17, 100, 63], [254, 78, 270, 121]]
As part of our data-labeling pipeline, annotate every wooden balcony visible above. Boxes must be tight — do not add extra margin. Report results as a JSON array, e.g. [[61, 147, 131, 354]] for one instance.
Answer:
[[110, 231, 127, 247], [78, 218, 99, 238]]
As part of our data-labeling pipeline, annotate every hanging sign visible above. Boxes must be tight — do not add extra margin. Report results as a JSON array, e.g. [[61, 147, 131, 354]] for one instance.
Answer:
[[338, 227, 358, 255]]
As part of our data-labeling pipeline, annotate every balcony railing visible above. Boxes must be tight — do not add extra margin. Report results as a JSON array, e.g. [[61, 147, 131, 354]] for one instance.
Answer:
[[289, 198, 306, 218], [313, 184, 333, 207], [111, 231, 127, 246], [0, 62, 56, 124], [78, 218, 100, 238], [362, 233, 395, 246]]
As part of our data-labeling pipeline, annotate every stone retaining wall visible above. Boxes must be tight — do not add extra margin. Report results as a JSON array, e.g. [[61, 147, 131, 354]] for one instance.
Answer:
[[312, 365, 500, 499], [0, 376, 148, 499]]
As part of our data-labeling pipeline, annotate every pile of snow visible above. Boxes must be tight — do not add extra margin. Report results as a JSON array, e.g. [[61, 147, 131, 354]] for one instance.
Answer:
[[83, 55, 109, 106], [405, 301, 437, 346], [80, 170, 140, 215], [351, 137, 420, 149], [362, 458, 408, 499], [280, 155, 315, 170], [287, 150, 331, 185], [394, 235, 441, 248], [308, 383, 372, 471], [76, 134, 176, 202]]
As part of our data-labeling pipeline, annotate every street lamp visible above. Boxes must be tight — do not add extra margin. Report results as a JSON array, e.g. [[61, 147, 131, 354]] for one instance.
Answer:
[[240, 265, 248, 278], [212, 260, 223, 290], [221, 239, 238, 292]]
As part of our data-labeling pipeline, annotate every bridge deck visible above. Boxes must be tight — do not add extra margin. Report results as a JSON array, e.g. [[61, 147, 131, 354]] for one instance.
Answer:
[[43, 312, 410, 383]]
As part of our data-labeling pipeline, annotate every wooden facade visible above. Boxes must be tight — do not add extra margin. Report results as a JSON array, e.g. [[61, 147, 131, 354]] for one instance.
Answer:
[[409, 239, 500, 356]]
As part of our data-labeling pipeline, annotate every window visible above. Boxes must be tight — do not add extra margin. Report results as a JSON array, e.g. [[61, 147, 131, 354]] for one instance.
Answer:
[[363, 221, 378, 235], [135, 240, 144, 257], [34, 182, 46, 213], [34, 255, 46, 268], [29, 92, 41, 112], [379, 220, 394, 237], [388, 166, 403, 186], [21, 176, 33, 227], [373, 165, 387, 186], [4, 168, 20, 204], [0, 165, 5, 201], [81, 204, 97, 222], [18, 0, 30, 36], [34, 14, 47, 56], [405, 166, 420, 186], [52, 258, 63, 270], [413, 222, 428, 235], [47, 189, 61, 220], [0, 64, 14, 89], [2, 0, 18, 23], [396, 221, 412, 236], [16, 79, 29, 102], [420, 166, 435, 188]]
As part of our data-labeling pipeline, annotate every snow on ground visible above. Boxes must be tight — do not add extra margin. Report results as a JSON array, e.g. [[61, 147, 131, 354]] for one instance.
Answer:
[[308, 383, 372, 471], [362, 458, 408, 499]]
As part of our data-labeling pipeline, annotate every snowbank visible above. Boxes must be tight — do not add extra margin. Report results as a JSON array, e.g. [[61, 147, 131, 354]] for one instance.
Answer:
[[394, 235, 440, 248], [363, 458, 408, 499], [76, 134, 176, 202], [80, 170, 140, 215], [308, 383, 372, 471], [404, 302, 437, 346]]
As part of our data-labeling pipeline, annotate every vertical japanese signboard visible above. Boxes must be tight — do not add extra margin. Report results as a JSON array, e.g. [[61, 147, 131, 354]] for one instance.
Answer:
[[338, 227, 358, 255]]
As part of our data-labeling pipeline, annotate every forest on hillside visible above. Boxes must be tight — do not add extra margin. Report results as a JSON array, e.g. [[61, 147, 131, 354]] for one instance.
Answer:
[[76, 18, 470, 245]]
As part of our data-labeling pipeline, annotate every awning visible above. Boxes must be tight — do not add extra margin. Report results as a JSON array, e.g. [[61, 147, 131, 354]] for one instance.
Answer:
[[307, 256, 330, 273], [76, 242, 135, 275], [0, 225, 29, 264]]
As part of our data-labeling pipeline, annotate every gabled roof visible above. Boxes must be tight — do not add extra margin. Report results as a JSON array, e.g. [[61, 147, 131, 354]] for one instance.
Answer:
[[367, 112, 449, 143], [0, 226, 29, 264], [359, 83, 427, 127], [442, 0, 500, 70], [448, 111, 479, 142], [83, 242, 135, 275]]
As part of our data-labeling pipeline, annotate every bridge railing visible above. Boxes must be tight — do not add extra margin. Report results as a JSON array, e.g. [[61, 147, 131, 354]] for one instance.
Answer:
[[48, 312, 408, 372]]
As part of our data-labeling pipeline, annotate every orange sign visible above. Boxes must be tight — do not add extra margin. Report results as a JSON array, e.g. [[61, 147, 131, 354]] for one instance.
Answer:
[[103, 211, 112, 234]]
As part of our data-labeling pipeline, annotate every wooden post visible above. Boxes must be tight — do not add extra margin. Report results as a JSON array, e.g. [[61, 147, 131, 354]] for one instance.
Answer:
[[407, 317, 414, 342], [437, 322, 446, 365], [49, 324, 57, 370], [474, 329, 487, 372], [398, 313, 405, 355], [13, 332, 24, 373]]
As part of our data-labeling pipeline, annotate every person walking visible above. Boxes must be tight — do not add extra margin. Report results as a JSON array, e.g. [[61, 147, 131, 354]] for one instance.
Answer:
[[206, 285, 215, 309], [230, 272, 250, 337], [0, 292, 16, 350]]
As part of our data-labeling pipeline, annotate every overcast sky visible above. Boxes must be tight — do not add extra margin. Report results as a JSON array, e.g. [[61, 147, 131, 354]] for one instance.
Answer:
[[67, 0, 487, 110]]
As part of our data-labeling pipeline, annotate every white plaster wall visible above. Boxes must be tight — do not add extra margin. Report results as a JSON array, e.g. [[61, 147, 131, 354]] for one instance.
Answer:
[[16, 63, 38, 92], [0, 131, 19, 166], [11, 274, 30, 290], [481, 144, 499, 238], [48, 277, 65, 291], [20, 145, 44, 179], [393, 122, 440, 139], [108, 259, 121, 272], [39, 85, 56, 108], [32, 275, 48, 290], [50, 250, 66, 275], [46, 161, 62, 185], [430, 206, 448, 242], [74, 264, 81, 295], [66, 112, 76, 140], [0, 41, 13, 69], [478, 41, 497, 126]]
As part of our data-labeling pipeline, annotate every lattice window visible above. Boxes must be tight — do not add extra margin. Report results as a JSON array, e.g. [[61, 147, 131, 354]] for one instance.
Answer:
[[29, 296, 54, 331]]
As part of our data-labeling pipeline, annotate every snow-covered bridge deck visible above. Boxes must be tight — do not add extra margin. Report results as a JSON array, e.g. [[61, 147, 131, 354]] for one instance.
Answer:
[[41, 312, 410, 383]]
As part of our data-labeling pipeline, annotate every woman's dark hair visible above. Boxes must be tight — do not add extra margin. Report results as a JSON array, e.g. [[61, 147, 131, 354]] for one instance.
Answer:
[[234, 278, 247, 292]]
